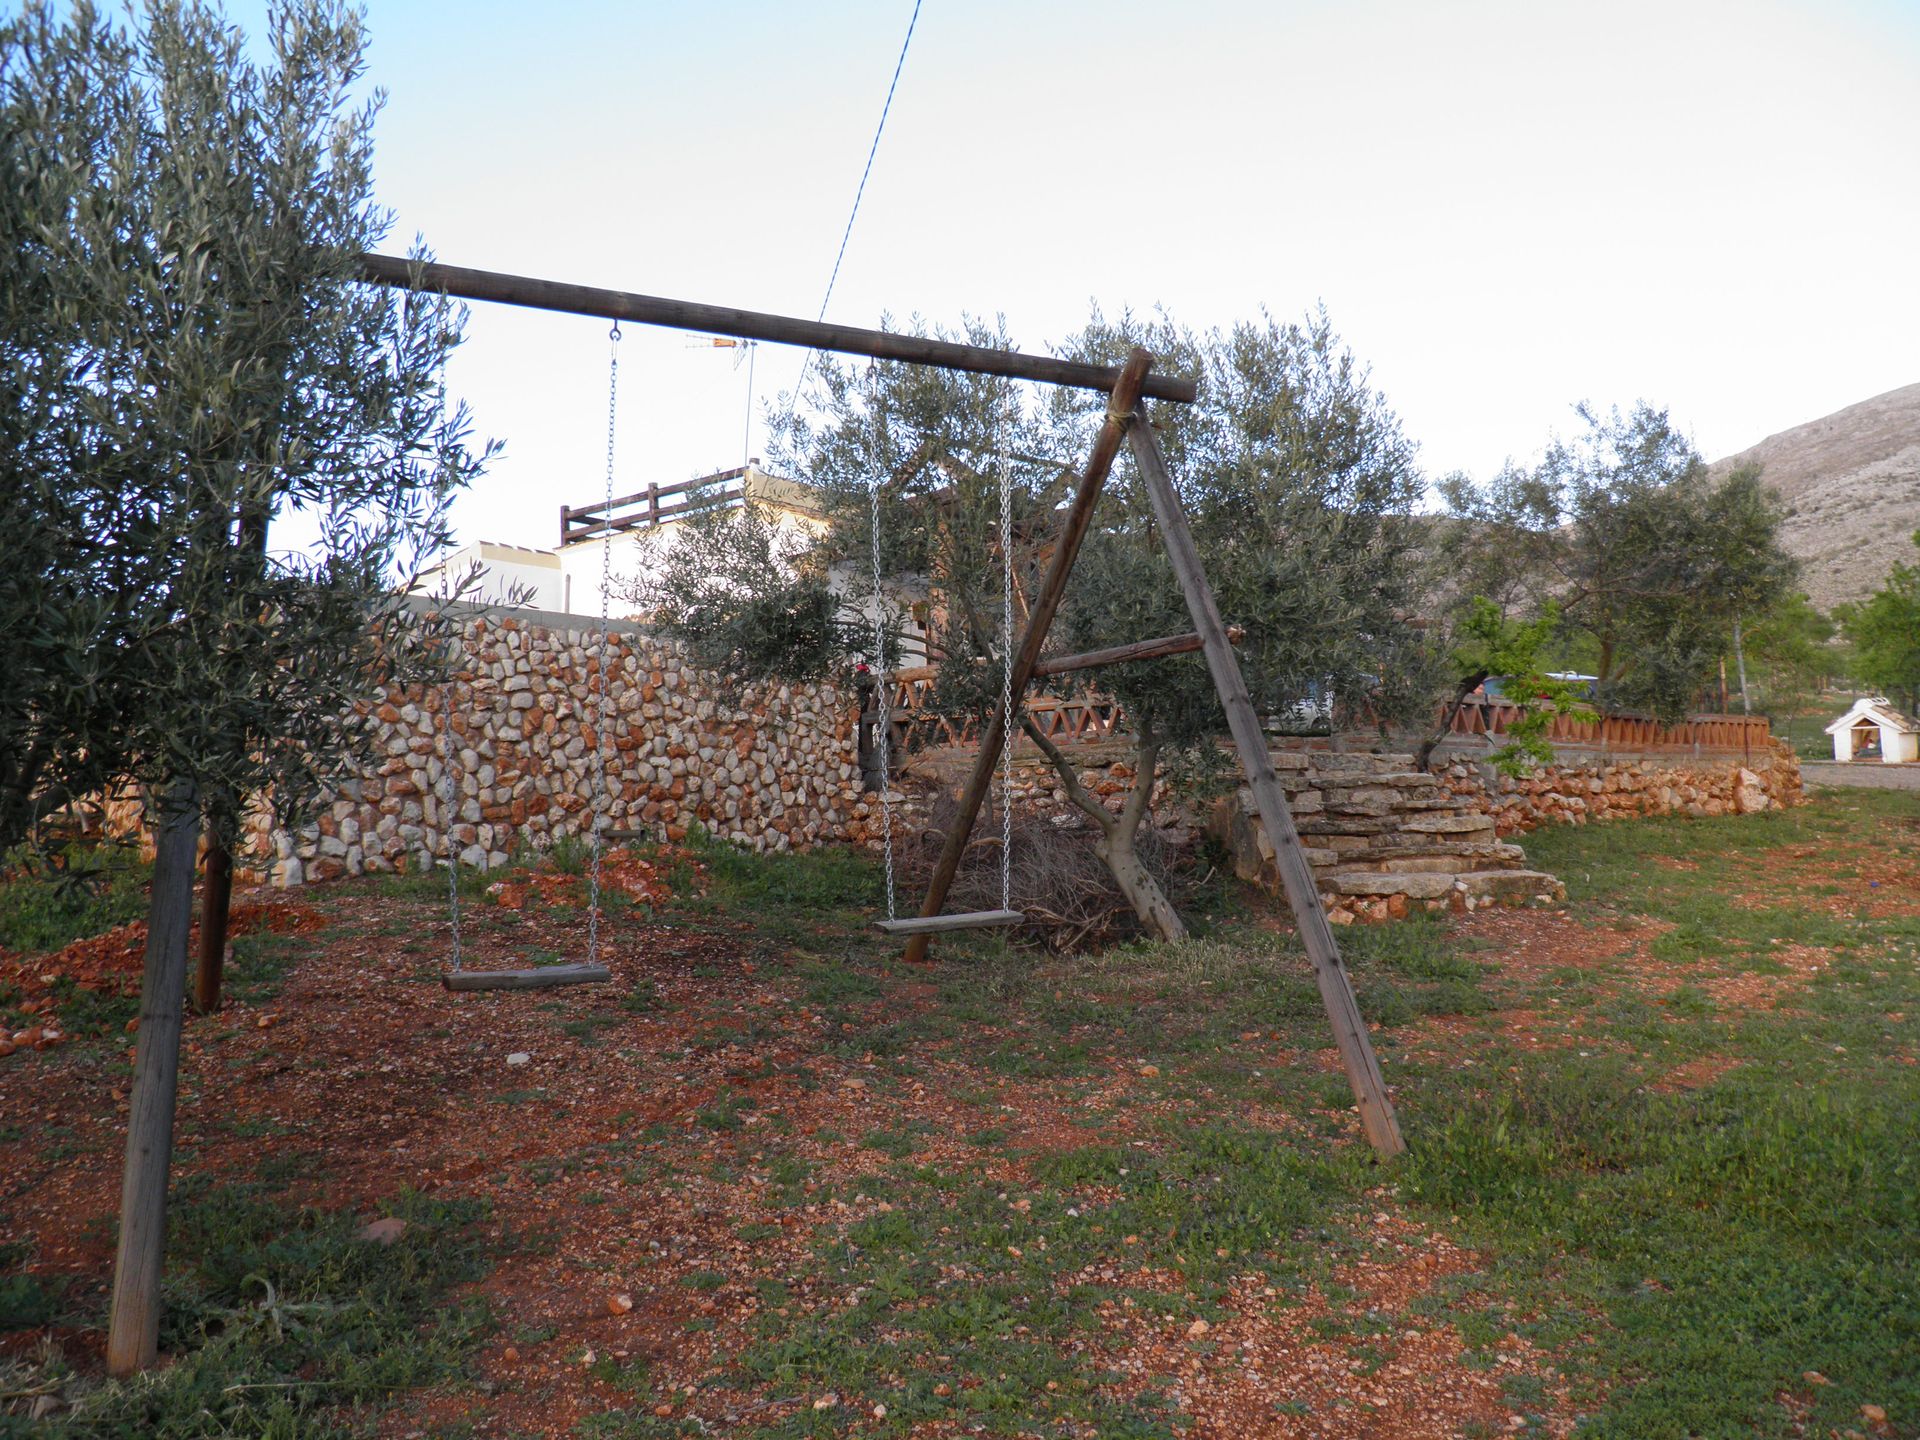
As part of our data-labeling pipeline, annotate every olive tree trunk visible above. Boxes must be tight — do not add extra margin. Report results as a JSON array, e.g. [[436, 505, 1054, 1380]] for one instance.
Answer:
[[1020, 713, 1186, 942]]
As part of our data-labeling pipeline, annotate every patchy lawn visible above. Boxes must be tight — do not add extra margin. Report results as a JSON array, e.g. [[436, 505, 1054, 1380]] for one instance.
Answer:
[[2, 791, 1916, 1438]]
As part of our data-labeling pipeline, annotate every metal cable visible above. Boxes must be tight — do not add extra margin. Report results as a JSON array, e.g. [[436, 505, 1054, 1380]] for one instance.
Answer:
[[786, 0, 924, 424], [998, 396, 1015, 913], [588, 323, 619, 966], [866, 362, 896, 919]]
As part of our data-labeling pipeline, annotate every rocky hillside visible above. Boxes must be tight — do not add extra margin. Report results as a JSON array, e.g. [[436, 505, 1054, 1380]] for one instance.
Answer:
[[1713, 382, 1920, 613]]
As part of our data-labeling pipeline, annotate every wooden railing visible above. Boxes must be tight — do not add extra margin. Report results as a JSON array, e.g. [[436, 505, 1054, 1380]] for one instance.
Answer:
[[560, 465, 751, 544], [880, 674, 1124, 752], [1447, 697, 1772, 752], [878, 674, 1774, 759]]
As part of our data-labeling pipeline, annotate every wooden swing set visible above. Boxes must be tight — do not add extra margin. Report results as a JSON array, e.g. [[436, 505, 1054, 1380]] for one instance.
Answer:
[[360, 253, 1405, 1157]]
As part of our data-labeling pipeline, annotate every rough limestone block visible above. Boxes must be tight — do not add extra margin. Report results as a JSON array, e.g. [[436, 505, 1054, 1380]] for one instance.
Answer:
[[1400, 813, 1496, 834]]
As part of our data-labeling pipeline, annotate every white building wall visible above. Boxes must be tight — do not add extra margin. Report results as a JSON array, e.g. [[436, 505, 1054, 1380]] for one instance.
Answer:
[[413, 542, 566, 612]]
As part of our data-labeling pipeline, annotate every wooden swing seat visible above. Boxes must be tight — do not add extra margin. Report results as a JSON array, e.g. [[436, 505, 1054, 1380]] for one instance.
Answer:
[[874, 909, 1024, 936], [442, 962, 611, 992]]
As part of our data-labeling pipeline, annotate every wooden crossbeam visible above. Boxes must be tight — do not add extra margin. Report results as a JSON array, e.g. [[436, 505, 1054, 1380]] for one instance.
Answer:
[[1033, 626, 1242, 678], [891, 626, 1242, 687], [357, 255, 1198, 404]]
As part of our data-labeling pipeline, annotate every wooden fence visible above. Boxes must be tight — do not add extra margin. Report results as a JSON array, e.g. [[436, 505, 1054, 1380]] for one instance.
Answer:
[[877, 680, 1772, 758], [1447, 697, 1773, 752], [560, 464, 752, 544], [882, 673, 1124, 750]]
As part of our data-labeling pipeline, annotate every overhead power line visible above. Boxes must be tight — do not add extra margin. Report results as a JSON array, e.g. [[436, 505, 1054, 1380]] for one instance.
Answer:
[[816, 0, 923, 327], [778, 0, 924, 434]]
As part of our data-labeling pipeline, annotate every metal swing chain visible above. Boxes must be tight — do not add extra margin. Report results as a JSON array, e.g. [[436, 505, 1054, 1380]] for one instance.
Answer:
[[441, 655, 464, 972], [866, 361, 897, 920], [998, 395, 1015, 913], [431, 361, 466, 974], [588, 323, 619, 967]]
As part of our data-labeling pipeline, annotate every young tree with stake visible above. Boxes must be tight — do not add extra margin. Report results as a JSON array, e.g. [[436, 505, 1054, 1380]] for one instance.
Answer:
[[3, 0, 492, 1372]]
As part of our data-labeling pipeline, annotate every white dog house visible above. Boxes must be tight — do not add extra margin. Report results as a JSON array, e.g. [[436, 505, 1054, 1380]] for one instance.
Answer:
[[1826, 697, 1920, 763]]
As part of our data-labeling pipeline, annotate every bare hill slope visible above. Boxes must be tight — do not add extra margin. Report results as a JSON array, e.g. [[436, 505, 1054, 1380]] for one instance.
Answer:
[[1713, 382, 1920, 612]]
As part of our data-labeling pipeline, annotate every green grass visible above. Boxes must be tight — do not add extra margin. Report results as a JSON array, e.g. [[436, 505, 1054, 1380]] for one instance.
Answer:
[[716, 791, 1920, 1437], [682, 828, 881, 922], [35, 1176, 494, 1437], [0, 843, 150, 956], [1392, 790, 1920, 1437], [1403, 1054, 1920, 1437], [9, 792, 1915, 1438], [737, 1122, 1353, 1438]]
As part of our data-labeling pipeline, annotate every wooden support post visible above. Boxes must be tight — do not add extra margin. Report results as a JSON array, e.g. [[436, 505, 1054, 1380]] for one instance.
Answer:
[[193, 841, 232, 1014], [106, 783, 202, 1373], [1126, 412, 1406, 1158], [900, 348, 1155, 964]]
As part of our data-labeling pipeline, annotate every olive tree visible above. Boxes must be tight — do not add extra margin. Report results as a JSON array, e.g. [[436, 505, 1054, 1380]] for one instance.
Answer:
[[3, 0, 491, 1372], [1438, 404, 1796, 721]]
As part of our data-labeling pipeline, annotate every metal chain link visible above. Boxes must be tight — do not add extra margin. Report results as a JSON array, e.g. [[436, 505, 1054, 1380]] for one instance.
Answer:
[[441, 656, 464, 972], [866, 362, 896, 919], [588, 324, 619, 966], [998, 395, 1015, 913], [432, 359, 466, 974]]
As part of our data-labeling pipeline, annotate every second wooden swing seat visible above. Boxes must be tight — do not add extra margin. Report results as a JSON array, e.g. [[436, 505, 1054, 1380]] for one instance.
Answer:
[[443, 961, 611, 992], [874, 908, 1023, 936]]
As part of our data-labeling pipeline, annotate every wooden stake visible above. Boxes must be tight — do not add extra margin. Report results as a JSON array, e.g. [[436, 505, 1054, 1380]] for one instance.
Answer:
[[900, 349, 1155, 964], [106, 783, 202, 1374], [1125, 413, 1406, 1158]]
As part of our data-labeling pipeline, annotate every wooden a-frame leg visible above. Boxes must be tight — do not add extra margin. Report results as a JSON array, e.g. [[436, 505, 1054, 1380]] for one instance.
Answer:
[[1126, 410, 1406, 1158]]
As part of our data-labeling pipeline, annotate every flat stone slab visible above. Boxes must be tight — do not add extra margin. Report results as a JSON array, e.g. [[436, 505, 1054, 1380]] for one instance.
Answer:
[[1326, 871, 1459, 899], [1461, 869, 1563, 899], [1400, 813, 1497, 834], [1325, 868, 1563, 901], [1297, 817, 1398, 836]]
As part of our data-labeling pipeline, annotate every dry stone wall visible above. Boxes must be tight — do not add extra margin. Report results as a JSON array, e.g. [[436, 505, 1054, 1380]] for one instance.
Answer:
[[1210, 739, 1803, 924], [1207, 751, 1564, 924], [1435, 741, 1804, 835], [250, 611, 889, 885]]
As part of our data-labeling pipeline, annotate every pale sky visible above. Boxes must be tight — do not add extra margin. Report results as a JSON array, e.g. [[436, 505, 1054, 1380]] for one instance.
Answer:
[[268, 0, 1920, 554]]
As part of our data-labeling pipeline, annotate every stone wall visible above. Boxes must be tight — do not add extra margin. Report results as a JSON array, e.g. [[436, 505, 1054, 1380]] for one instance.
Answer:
[[1435, 740, 1804, 835], [1209, 738, 1804, 924], [243, 607, 1807, 908], [251, 610, 886, 885], [1207, 751, 1565, 924]]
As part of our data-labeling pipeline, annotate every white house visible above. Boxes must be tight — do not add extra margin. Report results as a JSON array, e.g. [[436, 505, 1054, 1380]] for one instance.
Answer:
[[1825, 696, 1920, 763], [411, 541, 566, 612]]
